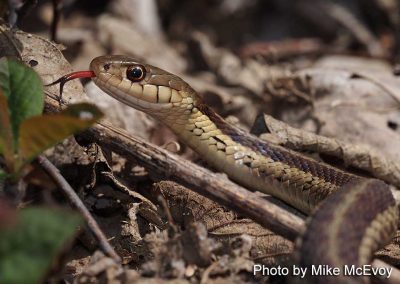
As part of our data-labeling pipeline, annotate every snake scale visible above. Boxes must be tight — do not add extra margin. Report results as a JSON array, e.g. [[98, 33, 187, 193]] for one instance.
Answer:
[[51, 55, 398, 284]]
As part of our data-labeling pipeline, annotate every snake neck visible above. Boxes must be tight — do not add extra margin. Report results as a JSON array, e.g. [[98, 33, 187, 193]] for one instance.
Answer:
[[157, 101, 355, 214], [158, 101, 237, 155]]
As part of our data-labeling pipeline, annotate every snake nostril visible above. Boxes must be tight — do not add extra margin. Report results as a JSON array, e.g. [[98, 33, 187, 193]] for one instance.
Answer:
[[104, 64, 110, 71]]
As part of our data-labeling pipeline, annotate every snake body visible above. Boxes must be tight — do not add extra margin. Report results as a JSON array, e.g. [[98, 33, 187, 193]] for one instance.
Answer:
[[87, 55, 397, 283]]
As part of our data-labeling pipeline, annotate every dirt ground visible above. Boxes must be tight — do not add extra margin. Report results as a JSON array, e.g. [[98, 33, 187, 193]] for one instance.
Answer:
[[2, 0, 400, 283]]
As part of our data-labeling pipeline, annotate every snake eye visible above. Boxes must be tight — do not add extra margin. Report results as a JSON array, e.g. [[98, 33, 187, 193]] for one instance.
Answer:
[[126, 65, 146, 82]]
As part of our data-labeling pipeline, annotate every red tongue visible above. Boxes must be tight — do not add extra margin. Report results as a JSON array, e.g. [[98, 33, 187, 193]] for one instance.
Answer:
[[46, 70, 96, 98]]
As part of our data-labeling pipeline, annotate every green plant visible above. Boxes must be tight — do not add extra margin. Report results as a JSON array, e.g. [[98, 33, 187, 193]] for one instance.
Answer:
[[0, 58, 103, 185], [0, 206, 82, 284], [0, 58, 102, 283]]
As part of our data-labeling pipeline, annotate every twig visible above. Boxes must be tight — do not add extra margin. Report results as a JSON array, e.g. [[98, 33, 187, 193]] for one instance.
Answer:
[[51, 0, 63, 42], [201, 258, 224, 284], [85, 122, 305, 241], [157, 194, 178, 234], [348, 72, 400, 106], [44, 93, 399, 277], [239, 38, 325, 60], [322, 1, 385, 57], [37, 155, 121, 263], [44, 95, 304, 241]]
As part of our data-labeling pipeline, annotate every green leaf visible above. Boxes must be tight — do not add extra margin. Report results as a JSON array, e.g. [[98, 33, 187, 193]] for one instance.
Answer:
[[0, 58, 44, 148], [0, 91, 14, 170], [18, 103, 103, 165], [0, 207, 82, 284]]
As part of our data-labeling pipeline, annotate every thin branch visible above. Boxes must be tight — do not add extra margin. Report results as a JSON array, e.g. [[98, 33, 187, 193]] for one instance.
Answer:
[[37, 155, 121, 263], [84, 122, 305, 241], [322, 1, 385, 57], [44, 96, 304, 241], [51, 0, 63, 42], [44, 93, 399, 276]]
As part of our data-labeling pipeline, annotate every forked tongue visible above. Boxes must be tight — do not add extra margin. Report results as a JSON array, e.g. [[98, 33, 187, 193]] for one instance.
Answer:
[[46, 70, 96, 97]]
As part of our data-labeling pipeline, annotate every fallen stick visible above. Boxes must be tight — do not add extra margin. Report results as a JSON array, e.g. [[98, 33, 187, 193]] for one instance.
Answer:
[[44, 93, 400, 282], [37, 155, 121, 263]]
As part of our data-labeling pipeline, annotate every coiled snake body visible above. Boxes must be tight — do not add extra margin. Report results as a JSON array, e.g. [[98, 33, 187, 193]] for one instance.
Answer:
[[53, 55, 399, 283]]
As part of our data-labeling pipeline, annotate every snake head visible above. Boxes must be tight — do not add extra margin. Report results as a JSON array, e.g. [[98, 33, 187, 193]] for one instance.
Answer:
[[89, 55, 200, 117]]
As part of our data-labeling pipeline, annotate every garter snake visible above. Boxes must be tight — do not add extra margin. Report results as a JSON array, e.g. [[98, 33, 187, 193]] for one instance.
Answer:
[[51, 55, 398, 284]]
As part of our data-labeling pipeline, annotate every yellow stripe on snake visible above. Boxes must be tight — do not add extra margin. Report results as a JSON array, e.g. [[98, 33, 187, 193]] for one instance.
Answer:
[[52, 55, 399, 284]]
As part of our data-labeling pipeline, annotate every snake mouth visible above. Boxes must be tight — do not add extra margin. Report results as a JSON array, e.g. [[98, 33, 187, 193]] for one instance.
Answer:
[[89, 56, 186, 108]]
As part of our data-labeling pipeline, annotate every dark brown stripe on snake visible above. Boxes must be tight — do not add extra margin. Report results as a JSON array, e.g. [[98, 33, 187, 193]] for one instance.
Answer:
[[197, 103, 355, 187]]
